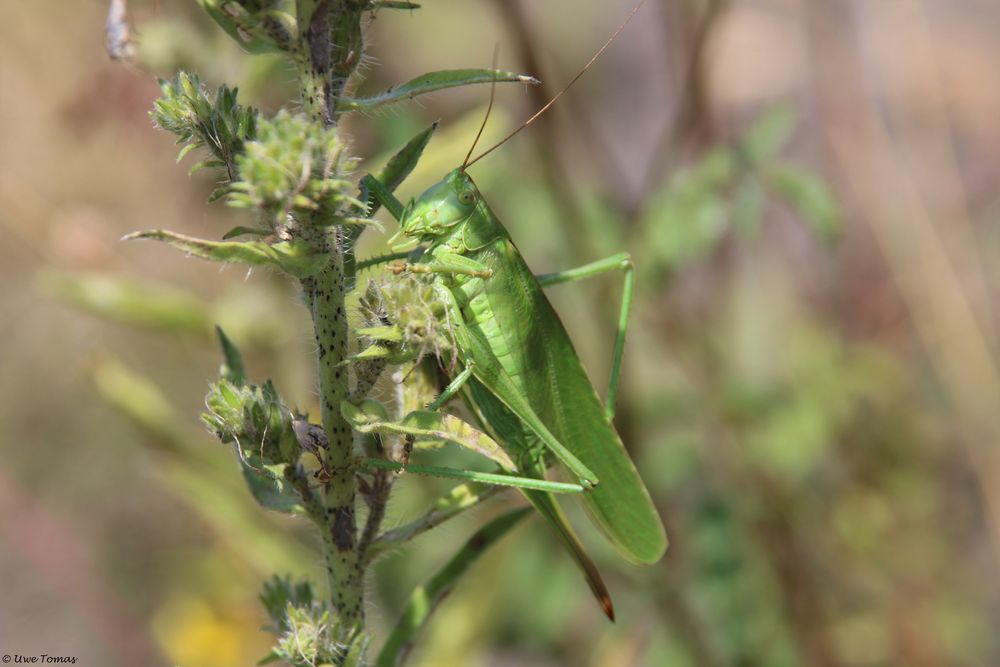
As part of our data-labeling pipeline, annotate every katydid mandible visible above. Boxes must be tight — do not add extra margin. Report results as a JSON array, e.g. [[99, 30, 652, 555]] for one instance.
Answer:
[[363, 0, 666, 615]]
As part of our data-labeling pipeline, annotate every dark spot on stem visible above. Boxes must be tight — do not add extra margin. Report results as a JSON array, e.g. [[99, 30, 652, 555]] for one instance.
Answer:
[[331, 504, 356, 551]]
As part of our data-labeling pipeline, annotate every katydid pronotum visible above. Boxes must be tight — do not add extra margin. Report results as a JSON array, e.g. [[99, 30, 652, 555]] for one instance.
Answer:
[[349, 1, 666, 620]]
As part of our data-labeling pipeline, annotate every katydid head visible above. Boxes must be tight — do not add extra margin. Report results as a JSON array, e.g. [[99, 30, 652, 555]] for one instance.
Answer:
[[390, 168, 480, 250]]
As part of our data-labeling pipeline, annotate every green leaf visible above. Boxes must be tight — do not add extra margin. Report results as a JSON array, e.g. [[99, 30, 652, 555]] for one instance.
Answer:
[[342, 399, 516, 470], [176, 143, 198, 163], [222, 225, 272, 239], [340, 343, 410, 366], [766, 163, 840, 242], [375, 508, 530, 667], [240, 461, 303, 514], [373, 122, 438, 193], [122, 230, 330, 278], [215, 325, 247, 385], [338, 70, 539, 112], [366, 482, 499, 560], [346, 122, 438, 287], [405, 412, 516, 469], [337, 216, 385, 231], [358, 122, 438, 221], [189, 159, 223, 176], [353, 326, 403, 342], [256, 652, 281, 665], [260, 576, 316, 633]]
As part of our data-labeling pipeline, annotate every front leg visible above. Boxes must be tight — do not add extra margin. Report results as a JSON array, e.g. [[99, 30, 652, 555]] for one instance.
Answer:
[[395, 251, 493, 279]]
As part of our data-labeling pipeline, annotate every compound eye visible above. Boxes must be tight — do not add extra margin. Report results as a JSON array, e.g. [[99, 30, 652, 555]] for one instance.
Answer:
[[458, 191, 475, 205]]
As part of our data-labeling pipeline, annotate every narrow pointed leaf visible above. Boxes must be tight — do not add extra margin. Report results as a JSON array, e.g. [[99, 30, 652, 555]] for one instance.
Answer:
[[214, 325, 246, 385], [222, 225, 272, 240], [338, 216, 385, 231], [375, 509, 529, 667], [367, 483, 501, 560], [239, 461, 304, 514], [347, 123, 437, 286], [122, 230, 330, 278], [338, 70, 539, 112], [189, 159, 223, 176], [339, 344, 395, 366], [354, 326, 403, 342], [176, 143, 198, 163], [374, 122, 438, 193]]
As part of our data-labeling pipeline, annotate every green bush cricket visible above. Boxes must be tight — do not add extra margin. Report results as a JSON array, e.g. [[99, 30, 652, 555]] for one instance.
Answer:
[[358, 1, 666, 619]]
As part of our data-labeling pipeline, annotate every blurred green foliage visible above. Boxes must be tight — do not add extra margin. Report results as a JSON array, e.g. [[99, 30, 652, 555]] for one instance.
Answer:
[[641, 107, 838, 274]]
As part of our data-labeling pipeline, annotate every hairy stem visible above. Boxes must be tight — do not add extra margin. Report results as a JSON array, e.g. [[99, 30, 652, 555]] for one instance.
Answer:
[[301, 234, 364, 626], [298, 0, 366, 125], [296, 0, 368, 629]]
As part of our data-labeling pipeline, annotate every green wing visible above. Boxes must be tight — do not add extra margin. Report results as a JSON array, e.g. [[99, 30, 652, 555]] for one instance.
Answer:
[[441, 278, 599, 488], [462, 377, 615, 620], [464, 236, 667, 565]]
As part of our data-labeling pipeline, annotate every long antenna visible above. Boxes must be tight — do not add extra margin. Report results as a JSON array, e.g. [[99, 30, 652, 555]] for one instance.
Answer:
[[461, 43, 502, 171], [464, 0, 647, 169]]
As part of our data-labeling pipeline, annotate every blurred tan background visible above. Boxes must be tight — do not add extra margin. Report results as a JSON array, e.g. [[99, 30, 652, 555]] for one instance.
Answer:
[[3, 1, 1000, 665]]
